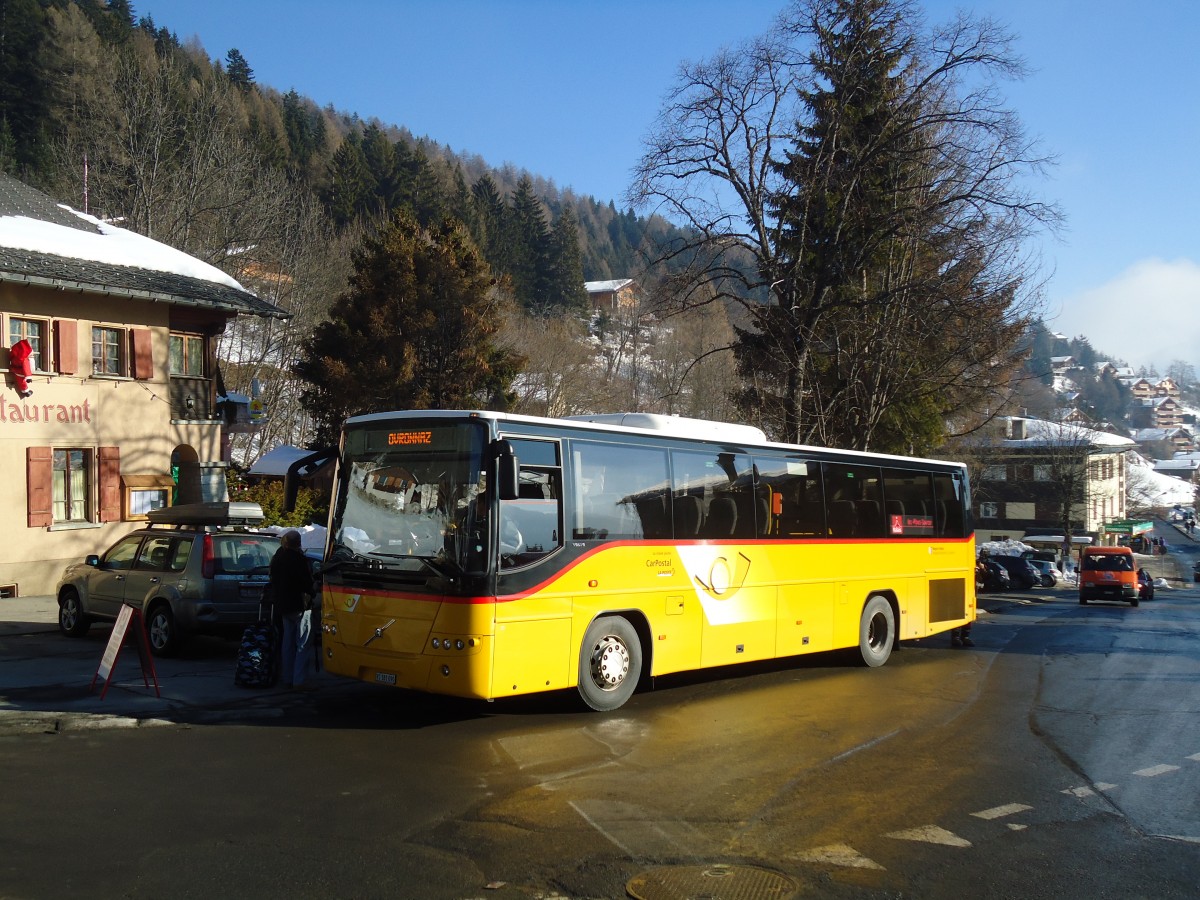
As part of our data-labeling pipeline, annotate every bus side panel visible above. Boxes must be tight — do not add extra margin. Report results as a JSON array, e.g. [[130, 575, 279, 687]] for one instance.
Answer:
[[699, 584, 777, 668], [645, 591, 702, 677], [491, 587, 573, 696], [776, 581, 835, 656], [902, 576, 928, 639], [492, 615, 573, 697]]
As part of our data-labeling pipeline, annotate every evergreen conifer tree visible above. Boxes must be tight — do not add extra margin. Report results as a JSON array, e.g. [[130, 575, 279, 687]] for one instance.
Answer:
[[224, 48, 254, 90], [295, 212, 523, 446], [545, 204, 587, 314], [360, 123, 399, 213], [324, 132, 372, 228], [509, 174, 551, 310]]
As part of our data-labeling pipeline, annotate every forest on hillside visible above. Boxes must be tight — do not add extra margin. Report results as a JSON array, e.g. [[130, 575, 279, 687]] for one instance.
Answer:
[[0, 0, 748, 462]]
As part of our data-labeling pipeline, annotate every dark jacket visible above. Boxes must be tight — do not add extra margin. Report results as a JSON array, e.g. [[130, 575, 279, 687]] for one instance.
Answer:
[[269, 545, 314, 615]]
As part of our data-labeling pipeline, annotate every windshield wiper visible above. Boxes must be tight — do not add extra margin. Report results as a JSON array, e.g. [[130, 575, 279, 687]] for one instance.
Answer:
[[366, 552, 461, 579], [321, 546, 376, 573]]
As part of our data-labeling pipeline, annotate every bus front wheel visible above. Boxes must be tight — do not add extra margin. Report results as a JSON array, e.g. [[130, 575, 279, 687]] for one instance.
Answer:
[[858, 595, 894, 668], [578, 616, 642, 711]]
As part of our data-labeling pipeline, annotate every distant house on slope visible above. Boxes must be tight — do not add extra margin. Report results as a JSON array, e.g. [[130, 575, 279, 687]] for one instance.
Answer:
[[584, 279, 642, 312], [1132, 427, 1194, 455]]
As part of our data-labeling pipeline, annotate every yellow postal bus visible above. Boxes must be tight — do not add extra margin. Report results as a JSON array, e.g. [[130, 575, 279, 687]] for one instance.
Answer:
[[309, 410, 975, 710]]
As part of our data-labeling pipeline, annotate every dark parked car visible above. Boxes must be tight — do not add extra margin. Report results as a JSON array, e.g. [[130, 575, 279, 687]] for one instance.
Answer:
[[1137, 567, 1155, 601], [989, 555, 1041, 590], [976, 558, 1012, 592], [56, 502, 280, 656]]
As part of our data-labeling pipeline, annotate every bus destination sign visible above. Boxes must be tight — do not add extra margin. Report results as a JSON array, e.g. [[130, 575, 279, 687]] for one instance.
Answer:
[[388, 430, 433, 446]]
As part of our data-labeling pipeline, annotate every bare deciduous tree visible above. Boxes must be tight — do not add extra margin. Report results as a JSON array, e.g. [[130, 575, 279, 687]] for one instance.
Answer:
[[631, 0, 1060, 452]]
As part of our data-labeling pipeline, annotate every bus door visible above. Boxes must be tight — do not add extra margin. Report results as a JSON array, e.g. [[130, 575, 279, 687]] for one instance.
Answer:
[[493, 437, 572, 695]]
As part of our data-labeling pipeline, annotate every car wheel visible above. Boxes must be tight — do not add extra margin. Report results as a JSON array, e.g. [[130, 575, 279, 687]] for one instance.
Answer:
[[58, 588, 91, 637], [1079, 595, 1088, 605], [146, 603, 179, 657], [578, 616, 642, 711], [1130, 596, 1139, 607], [857, 594, 894, 668]]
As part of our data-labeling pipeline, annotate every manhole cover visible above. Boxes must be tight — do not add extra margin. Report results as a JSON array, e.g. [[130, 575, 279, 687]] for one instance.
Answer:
[[627, 863, 797, 900]]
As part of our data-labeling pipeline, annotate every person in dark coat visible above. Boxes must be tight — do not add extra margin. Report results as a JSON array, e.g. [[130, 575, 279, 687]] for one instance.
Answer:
[[270, 529, 315, 689]]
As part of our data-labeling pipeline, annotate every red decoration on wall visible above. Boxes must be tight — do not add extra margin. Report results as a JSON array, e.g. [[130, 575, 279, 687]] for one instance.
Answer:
[[8, 339, 33, 397]]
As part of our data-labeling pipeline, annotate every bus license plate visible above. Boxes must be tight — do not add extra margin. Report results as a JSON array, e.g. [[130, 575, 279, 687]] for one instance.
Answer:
[[375, 672, 397, 685]]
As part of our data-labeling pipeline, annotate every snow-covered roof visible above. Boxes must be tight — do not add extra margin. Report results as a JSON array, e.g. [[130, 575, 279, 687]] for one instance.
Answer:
[[0, 174, 288, 320], [983, 416, 1136, 450], [1133, 427, 1189, 442], [1153, 459, 1200, 472], [584, 279, 634, 293], [246, 445, 319, 477]]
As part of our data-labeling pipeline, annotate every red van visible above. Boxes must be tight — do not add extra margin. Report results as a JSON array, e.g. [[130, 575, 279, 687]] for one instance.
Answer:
[[1078, 546, 1138, 606]]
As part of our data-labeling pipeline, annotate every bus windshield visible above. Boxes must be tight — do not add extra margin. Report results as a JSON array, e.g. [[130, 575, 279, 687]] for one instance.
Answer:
[[329, 421, 488, 575]]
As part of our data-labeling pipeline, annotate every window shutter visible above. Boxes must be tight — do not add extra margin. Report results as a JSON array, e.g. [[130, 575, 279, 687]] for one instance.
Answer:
[[27, 447, 53, 527], [99, 446, 121, 522], [132, 328, 153, 380], [54, 320, 78, 374]]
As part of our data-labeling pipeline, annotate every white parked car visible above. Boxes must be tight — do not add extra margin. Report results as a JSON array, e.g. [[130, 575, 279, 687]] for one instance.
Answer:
[[1027, 559, 1063, 587]]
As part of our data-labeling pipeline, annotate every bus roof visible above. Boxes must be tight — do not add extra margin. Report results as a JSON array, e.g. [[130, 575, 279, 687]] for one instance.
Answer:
[[342, 409, 967, 471]]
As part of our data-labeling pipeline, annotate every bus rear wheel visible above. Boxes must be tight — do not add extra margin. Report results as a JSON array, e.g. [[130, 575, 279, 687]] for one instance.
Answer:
[[578, 616, 641, 711], [858, 595, 894, 667]]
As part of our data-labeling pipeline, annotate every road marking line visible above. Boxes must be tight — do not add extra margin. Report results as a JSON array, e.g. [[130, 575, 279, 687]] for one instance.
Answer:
[[972, 803, 1032, 820], [1095, 782, 1117, 791], [1133, 765, 1180, 777], [1007, 823, 1027, 831], [1187, 753, 1200, 762], [885, 826, 971, 848], [793, 843, 885, 870], [1062, 786, 1094, 798]]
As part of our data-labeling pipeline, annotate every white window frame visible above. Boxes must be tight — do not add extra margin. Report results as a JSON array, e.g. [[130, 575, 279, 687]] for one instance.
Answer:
[[53, 448, 93, 523], [8, 315, 50, 372], [91, 325, 128, 377]]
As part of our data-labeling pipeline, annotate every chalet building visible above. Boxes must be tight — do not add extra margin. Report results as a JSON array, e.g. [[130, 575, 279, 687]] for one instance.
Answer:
[[1132, 427, 1195, 455], [0, 174, 288, 596], [1123, 377, 1155, 400], [967, 415, 1134, 548], [584, 278, 642, 312], [1153, 458, 1200, 484], [1049, 356, 1076, 375], [1132, 396, 1183, 429], [1121, 376, 1181, 403]]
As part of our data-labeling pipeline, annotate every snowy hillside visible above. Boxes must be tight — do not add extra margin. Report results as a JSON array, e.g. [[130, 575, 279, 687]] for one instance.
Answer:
[[1128, 452, 1197, 510]]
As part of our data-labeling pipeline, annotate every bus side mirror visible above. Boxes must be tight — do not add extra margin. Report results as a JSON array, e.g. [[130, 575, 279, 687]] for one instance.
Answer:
[[283, 448, 336, 512], [494, 439, 520, 501]]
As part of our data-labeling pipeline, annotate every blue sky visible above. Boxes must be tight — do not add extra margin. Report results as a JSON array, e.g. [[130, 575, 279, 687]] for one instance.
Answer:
[[137, 0, 1200, 373]]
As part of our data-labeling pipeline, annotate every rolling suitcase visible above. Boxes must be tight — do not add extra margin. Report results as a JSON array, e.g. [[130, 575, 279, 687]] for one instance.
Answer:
[[234, 596, 278, 688]]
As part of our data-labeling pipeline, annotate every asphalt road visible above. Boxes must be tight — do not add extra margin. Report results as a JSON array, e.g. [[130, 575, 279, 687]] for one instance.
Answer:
[[3, 577, 1199, 899]]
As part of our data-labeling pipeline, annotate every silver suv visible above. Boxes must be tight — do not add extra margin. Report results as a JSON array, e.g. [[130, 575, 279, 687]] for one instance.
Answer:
[[56, 502, 280, 656]]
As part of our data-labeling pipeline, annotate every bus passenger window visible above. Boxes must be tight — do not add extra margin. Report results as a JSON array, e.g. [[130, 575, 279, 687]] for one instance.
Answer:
[[753, 456, 825, 538], [571, 441, 669, 541]]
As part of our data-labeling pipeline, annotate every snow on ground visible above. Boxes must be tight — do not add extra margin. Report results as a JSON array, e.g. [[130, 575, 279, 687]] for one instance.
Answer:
[[1129, 451, 1197, 509]]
